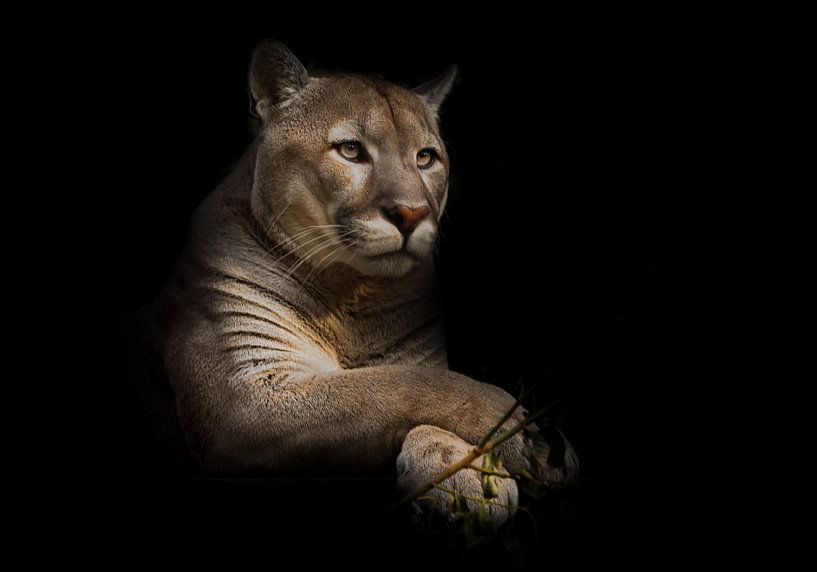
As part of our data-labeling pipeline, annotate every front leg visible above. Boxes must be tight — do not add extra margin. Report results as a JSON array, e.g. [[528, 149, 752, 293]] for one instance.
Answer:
[[183, 365, 531, 475]]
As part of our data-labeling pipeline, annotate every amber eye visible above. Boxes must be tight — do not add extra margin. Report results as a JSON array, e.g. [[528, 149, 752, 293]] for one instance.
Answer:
[[336, 141, 363, 161], [417, 148, 437, 169]]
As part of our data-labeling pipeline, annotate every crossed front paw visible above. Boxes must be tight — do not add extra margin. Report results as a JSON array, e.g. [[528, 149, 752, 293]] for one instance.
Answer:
[[396, 425, 518, 525]]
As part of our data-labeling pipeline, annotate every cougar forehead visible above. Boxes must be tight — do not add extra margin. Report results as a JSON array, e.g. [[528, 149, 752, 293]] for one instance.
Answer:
[[274, 75, 440, 149]]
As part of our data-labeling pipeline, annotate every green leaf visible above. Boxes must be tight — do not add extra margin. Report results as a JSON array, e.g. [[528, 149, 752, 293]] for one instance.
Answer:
[[516, 468, 535, 481], [451, 489, 468, 514], [483, 475, 499, 498], [480, 453, 500, 498]]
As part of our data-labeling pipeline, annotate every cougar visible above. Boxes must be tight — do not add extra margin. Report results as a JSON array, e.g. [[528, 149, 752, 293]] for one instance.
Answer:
[[145, 41, 577, 523]]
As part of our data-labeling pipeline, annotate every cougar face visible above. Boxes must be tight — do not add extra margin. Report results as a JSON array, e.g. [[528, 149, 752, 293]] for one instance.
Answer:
[[249, 43, 455, 279]]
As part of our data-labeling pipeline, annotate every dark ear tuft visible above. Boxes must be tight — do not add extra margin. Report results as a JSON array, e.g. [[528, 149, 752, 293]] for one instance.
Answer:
[[412, 65, 458, 118], [249, 40, 308, 121]]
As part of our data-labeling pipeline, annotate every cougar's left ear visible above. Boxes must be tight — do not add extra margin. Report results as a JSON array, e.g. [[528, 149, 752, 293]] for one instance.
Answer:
[[249, 40, 308, 121], [412, 65, 458, 119]]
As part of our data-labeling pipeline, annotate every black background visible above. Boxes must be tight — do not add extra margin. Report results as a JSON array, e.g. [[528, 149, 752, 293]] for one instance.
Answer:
[[16, 1, 811, 566]]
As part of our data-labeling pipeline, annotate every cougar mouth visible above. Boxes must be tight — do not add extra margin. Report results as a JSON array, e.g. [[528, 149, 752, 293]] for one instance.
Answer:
[[366, 249, 418, 261], [332, 218, 431, 277]]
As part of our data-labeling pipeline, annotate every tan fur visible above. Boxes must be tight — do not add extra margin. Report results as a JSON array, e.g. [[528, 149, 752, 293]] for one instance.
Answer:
[[146, 41, 576, 521]]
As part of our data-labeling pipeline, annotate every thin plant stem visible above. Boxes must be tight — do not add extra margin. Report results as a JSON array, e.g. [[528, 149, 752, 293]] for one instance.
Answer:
[[476, 382, 538, 449], [466, 466, 513, 478]]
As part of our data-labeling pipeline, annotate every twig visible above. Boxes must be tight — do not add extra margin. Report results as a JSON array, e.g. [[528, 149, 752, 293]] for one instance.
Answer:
[[467, 466, 513, 478], [477, 382, 538, 448]]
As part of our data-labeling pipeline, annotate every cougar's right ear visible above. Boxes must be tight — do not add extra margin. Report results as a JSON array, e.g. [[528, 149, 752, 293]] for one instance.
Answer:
[[249, 40, 308, 121]]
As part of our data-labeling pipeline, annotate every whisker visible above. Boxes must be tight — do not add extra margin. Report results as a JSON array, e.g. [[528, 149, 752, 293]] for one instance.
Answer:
[[280, 229, 334, 256], [262, 224, 325, 258], [300, 238, 359, 290], [271, 201, 293, 227], [285, 230, 355, 279], [298, 230, 356, 275], [279, 225, 343, 246], [240, 232, 341, 279], [266, 224, 345, 260]]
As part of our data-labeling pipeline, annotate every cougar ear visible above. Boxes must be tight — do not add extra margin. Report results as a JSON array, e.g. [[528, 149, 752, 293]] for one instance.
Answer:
[[412, 65, 458, 118], [249, 40, 308, 121]]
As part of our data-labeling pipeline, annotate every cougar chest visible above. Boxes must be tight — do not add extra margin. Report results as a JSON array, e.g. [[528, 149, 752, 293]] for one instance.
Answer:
[[324, 288, 445, 369]]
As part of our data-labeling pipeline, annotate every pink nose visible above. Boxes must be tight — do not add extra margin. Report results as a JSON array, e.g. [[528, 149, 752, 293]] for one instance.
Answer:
[[383, 205, 431, 235]]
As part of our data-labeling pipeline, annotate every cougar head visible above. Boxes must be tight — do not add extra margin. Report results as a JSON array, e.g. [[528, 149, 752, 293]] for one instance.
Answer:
[[248, 40, 456, 279]]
